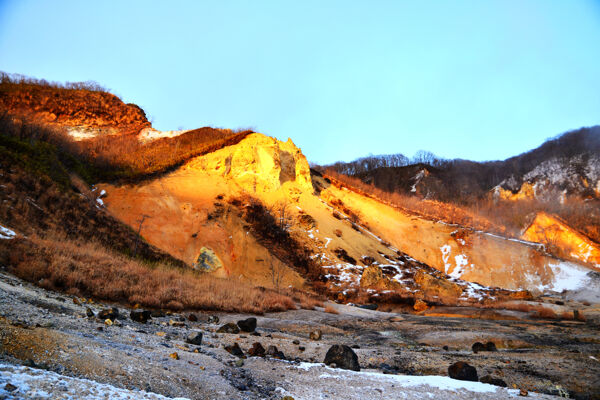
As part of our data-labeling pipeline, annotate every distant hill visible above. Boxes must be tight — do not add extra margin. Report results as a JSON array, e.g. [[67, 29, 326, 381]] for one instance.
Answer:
[[327, 126, 600, 203]]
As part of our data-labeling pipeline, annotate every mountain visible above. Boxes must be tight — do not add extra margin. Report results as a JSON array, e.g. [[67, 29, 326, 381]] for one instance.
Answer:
[[1, 74, 598, 309], [328, 127, 600, 203]]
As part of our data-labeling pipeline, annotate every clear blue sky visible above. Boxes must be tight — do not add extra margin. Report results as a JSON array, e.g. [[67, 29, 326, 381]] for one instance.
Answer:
[[1, 1, 599, 164]]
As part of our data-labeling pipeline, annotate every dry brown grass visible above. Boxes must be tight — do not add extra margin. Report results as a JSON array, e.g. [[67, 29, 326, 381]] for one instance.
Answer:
[[280, 287, 324, 310], [324, 305, 339, 314], [0, 233, 296, 314]]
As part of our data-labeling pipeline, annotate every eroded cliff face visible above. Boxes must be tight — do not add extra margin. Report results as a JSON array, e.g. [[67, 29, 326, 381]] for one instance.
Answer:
[[183, 133, 313, 195], [522, 212, 600, 269]]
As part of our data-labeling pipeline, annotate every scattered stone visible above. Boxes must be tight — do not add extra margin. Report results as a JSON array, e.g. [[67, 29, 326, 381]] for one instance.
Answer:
[[380, 363, 398, 374], [472, 342, 486, 353], [265, 345, 286, 360], [519, 388, 528, 396], [169, 319, 185, 327], [485, 341, 497, 351], [292, 339, 300, 345], [72, 297, 80, 305], [247, 342, 265, 357], [207, 315, 220, 324], [130, 310, 151, 324], [104, 319, 113, 326], [96, 326, 103, 332], [186, 331, 203, 346], [324, 345, 360, 371], [358, 304, 378, 310], [169, 352, 179, 360], [155, 331, 166, 337], [235, 359, 244, 367], [443, 345, 449, 351], [85, 308, 95, 318], [413, 299, 429, 312], [251, 332, 261, 337], [225, 343, 245, 358], [448, 361, 478, 382], [351, 344, 360, 349], [217, 323, 240, 334], [113, 319, 122, 327], [309, 329, 322, 341], [187, 313, 198, 322], [480, 375, 507, 387], [98, 308, 119, 320], [237, 317, 257, 333], [151, 310, 166, 318], [4, 383, 17, 392], [298, 346, 305, 352]]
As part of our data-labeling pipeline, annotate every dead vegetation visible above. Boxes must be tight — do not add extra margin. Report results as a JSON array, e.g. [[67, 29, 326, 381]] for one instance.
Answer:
[[0, 233, 296, 314]]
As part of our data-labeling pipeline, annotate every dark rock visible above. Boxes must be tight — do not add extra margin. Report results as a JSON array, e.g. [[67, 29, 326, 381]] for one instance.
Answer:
[[480, 375, 507, 387], [251, 332, 261, 337], [443, 345, 449, 351], [309, 329, 322, 340], [292, 339, 300, 345], [265, 345, 286, 360], [324, 345, 360, 371], [151, 310, 166, 318], [224, 343, 245, 358], [298, 346, 305, 352], [237, 317, 257, 333], [247, 342, 265, 357], [380, 363, 398, 374], [186, 331, 203, 346], [472, 342, 486, 353], [98, 308, 119, 320], [207, 315, 220, 324], [187, 313, 198, 322], [4, 383, 17, 392], [351, 344, 361, 349], [485, 341, 497, 352], [86, 308, 95, 318], [358, 304, 378, 310], [448, 361, 478, 382], [130, 310, 152, 324], [217, 323, 240, 334]]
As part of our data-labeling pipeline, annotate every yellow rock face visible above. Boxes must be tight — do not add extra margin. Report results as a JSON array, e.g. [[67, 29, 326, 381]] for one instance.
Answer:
[[492, 182, 536, 201], [522, 212, 600, 268], [183, 133, 313, 195]]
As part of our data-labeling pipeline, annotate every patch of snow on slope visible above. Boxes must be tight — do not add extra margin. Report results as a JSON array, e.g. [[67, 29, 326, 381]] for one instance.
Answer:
[[67, 127, 98, 141], [547, 262, 591, 293], [450, 254, 469, 279], [0, 224, 16, 239], [0, 362, 190, 399], [138, 127, 190, 143], [440, 245, 452, 274]]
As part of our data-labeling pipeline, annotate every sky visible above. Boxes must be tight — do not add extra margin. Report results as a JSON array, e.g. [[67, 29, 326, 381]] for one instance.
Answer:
[[1, 1, 599, 164]]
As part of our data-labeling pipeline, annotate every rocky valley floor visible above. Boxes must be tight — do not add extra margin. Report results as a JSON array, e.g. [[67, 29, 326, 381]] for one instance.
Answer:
[[0, 270, 599, 400]]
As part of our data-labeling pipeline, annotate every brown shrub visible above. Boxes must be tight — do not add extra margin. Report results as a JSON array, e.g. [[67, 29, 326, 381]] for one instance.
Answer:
[[0, 234, 295, 314], [324, 305, 339, 314]]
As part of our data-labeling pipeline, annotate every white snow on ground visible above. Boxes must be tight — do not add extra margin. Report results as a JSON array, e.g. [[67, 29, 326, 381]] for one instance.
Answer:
[[138, 127, 190, 143], [292, 362, 519, 395], [67, 127, 98, 141], [0, 224, 16, 239], [0, 362, 190, 400], [546, 262, 591, 293], [96, 198, 104, 206]]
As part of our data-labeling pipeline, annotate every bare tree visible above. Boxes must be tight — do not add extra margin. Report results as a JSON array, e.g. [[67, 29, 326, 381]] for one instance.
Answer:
[[269, 260, 286, 291], [132, 214, 151, 257]]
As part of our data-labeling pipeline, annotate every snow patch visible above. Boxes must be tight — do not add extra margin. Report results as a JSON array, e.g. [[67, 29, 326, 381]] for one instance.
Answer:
[[0, 224, 16, 240], [138, 127, 190, 143]]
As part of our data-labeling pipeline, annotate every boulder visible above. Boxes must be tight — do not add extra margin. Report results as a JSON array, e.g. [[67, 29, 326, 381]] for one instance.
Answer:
[[98, 307, 119, 320], [323, 344, 360, 371], [265, 345, 286, 360], [247, 342, 265, 357], [187, 313, 198, 322], [237, 317, 257, 333], [85, 308, 95, 318], [130, 310, 151, 324], [448, 361, 478, 382], [485, 341, 497, 351], [217, 323, 240, 334], [186, 331, 203, 346], [472, 342, 486, 353], [193, 247, 223, 272], [225, 343, 245, 358], [309, 329, 322, 341], [207, 315, 220, 324], [415, 271, 463, 302]]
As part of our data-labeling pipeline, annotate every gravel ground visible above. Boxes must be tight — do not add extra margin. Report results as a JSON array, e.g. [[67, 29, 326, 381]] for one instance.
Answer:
[[0, 270, 597, 399]]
